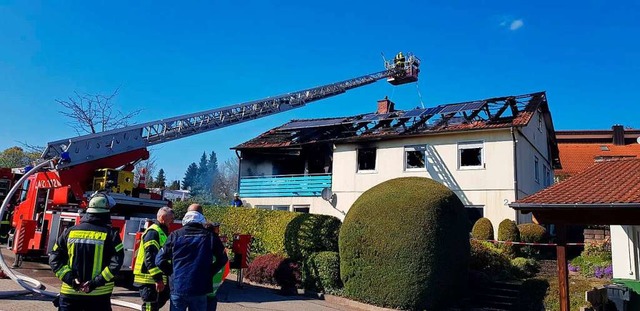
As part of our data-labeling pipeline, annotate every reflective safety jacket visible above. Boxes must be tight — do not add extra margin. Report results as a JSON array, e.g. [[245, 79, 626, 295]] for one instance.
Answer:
[[133, 222, 168, 285], [49, 213, 124, 296]]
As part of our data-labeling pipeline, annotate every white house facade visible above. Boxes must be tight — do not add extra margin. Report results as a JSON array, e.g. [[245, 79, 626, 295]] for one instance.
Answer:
[[233, 92, 560, 231]]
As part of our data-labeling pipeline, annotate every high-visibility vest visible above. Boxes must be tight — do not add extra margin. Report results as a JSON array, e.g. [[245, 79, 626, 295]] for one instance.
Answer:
[[59, 230, 119, 296], [133, 224, 167, 284]]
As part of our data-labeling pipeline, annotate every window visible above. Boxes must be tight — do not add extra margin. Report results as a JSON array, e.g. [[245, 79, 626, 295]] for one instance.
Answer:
[[357, 148, 377, 171], [465, 205, 484, 228], [537, 112, 543, 132], [458, 141, 483, 169], [256, 205, 290, 211], [534, 156, 540, 183], [404, 145, 427, 170], [544, 165, 551, 187], [293, 205, 310, 213]]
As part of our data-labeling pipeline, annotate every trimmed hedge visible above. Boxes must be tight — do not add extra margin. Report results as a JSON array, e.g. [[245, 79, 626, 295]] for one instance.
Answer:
[[498, 219, 520, 258], [284, 213, 341, 262], [518, 223, 546, 243], [340, 177, 469, 310], [518, 223, 547, 258], [303, 251, 342, 293], [471, 217, 494, 240], [170, 202, 338, 258]]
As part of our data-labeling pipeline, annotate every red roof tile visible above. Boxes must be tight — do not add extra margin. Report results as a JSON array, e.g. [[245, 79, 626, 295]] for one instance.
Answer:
[[556, 144, 640, 176], [517, 159, 640, 205]]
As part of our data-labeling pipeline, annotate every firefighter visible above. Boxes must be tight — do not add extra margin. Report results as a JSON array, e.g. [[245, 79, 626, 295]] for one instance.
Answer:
[[49, 193, 124, 311], [133, 206, 174, 311], [394, 52, 406, 70]]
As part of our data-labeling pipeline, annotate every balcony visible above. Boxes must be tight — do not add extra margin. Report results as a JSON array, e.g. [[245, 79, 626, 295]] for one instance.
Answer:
[[239, 174, 332, 198]]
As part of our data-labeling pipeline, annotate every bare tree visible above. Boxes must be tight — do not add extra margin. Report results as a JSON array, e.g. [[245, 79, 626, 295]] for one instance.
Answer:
[[134, 154, 157, 187], [57, 89, 141, 135], [212, 157, 239, 202]]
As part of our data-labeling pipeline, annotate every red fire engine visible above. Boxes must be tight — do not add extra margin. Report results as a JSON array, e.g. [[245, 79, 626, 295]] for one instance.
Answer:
[[0, 168, 22, 243], [0, 53, 420, 274]]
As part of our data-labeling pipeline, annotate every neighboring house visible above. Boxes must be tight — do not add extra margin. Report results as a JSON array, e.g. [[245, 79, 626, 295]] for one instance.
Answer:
[[148, 188, 191, 201], [553, 125, 640, 282], [232, 92, 561, 231], [511, 158, 640, 288], [555, 125, 640, 181]]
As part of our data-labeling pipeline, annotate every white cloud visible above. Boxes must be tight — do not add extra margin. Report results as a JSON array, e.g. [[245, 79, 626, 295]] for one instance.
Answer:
[[509, 19, 524, 31]]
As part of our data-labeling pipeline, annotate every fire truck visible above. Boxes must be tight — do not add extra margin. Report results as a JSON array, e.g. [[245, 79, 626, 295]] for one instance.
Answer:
[[2, 53, 420, 272], [0, 168, 22, 243]]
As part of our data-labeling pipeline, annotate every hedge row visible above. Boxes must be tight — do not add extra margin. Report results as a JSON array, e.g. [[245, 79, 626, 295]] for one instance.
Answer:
[[171, 201, 340, 258]]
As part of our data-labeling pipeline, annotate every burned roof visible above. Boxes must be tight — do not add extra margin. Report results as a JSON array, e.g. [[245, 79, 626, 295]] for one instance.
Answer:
[[234, 91, 554, 155]]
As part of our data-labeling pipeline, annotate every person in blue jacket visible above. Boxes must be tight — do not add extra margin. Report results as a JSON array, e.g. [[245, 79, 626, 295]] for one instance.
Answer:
[[231, 193, 243, 207], [156, 205, 228, 311]]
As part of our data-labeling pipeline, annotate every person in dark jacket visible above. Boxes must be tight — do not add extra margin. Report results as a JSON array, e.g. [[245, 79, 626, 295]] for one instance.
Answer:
[[133, 206, 174, 311], [49, 194, 124, 311], [156, 208, 227, 311]]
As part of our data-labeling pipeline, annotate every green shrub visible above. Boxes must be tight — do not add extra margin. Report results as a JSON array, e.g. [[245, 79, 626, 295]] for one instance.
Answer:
[[340, 177, 469, 310], [469, 240, 512, 279], [518, 223, 547, 243], [498, 219, 520, 258], [284, 214, 341, 262], [200, 206, 298, 257], [303, 251, 342, 293], [518, 223, 547, 258], [510, 257, 540, 278], [471, 217, 494, 240]]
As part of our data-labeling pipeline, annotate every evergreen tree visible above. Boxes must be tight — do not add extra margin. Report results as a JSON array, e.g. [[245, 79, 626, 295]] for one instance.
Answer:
[[182, 162, 198, 190], [155, 169, 167, 188], [208, 151, 219, 194], [194, 152, 210, 195], [168, 180, 181, 190]]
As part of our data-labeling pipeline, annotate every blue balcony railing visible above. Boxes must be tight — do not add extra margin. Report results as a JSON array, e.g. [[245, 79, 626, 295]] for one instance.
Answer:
[[239, 174, 332, 198]]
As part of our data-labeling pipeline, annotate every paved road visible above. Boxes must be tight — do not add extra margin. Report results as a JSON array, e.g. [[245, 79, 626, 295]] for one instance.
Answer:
[[0, 248, 389, 311]]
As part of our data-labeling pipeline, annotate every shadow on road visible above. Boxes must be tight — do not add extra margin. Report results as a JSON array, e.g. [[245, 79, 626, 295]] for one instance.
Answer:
[[217, 279, 316, 304]]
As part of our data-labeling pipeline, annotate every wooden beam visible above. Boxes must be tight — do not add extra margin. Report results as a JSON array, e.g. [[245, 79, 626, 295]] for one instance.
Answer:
[[529, 209, 640, 225], [556, 224, 570, 311]]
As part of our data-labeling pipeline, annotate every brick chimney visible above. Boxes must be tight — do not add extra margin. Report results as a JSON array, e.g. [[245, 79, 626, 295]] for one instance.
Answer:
[[612, 124, 625, 145], [377, 97, 395, 114]]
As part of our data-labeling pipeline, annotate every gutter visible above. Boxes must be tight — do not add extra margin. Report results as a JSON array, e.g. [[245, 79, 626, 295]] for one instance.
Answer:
[[511, 127, 519, 221], [510, 202, 640, 210]]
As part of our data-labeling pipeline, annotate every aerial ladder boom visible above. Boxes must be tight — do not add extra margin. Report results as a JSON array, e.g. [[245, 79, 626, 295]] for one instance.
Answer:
[[43, 53, 420, 170]]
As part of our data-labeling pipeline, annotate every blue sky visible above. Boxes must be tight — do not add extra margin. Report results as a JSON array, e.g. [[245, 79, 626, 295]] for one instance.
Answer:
[[1, 1, 639, 181]]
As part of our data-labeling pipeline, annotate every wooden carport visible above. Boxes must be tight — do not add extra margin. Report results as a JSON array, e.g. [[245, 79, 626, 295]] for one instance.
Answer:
[[510, 159, 640, 311]]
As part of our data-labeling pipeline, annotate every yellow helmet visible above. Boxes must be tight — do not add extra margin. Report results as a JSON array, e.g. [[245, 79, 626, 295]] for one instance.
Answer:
[[87, 194, 115, 213]]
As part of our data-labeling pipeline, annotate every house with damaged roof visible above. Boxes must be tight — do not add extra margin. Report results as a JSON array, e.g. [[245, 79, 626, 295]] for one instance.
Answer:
[[231, 91, 561, 230]]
